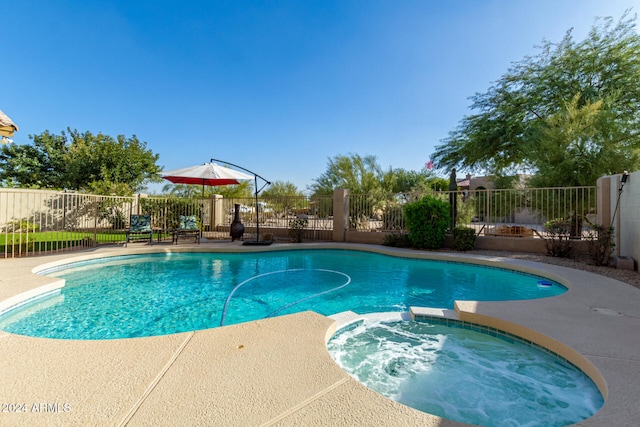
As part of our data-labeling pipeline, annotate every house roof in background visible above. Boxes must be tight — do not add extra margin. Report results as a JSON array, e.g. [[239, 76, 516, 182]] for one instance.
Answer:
[[0, 108, 18, 137]]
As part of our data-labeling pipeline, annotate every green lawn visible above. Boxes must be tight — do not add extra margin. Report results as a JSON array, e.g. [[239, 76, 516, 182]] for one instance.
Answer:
[[0, 231, 126, 254], [1, 230, 176, 254], [0, 231, 121, 244]]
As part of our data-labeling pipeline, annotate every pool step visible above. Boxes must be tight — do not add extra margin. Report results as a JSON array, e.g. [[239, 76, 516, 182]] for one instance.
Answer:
[[330, 308, 458, 331], [329, 311, 364, 329], [410, 306, 459, 320]]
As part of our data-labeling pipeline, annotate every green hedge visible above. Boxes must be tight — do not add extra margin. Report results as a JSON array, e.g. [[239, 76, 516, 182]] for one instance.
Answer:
[[453, 227, 476, 251], [404, 196, 450, 249]]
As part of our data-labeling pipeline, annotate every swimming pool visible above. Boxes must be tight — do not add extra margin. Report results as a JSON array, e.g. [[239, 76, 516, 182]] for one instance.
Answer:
[[0, 249, 566, 340], [328, 318, 603, 426]]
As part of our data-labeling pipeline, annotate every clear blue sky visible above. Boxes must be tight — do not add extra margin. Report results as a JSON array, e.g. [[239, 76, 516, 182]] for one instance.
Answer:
[[3, 1, 634, 193]]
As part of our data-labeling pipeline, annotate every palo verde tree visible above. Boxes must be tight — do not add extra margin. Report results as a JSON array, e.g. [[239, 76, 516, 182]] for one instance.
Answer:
[[432, 12, 640, 186], [310, 153, 395, 229], [387, 167, 448, 193], [260, 180, 307, 217], [310, 153, 391, 196], [260, 180, 304, 198]]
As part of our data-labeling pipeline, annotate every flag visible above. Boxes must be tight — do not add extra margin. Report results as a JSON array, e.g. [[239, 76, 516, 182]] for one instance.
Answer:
[[425, 160, 434, 170]]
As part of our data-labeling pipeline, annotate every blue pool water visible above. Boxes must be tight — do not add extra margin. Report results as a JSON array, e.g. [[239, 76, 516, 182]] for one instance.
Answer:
[[0, 249, 566, 340], [328, 319, 603, 426]]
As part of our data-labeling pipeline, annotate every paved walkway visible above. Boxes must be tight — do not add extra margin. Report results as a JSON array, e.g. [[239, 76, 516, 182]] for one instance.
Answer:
[[1, 242, 639, 426]]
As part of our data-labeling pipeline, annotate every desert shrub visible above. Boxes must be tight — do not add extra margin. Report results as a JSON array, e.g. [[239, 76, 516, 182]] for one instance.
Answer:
[[2, 220, 40, 233], [455, 193, 478, 227], [585, 223, 615, 266], [382, 233, 411, 248], [382, 204, 404, 230], [288, 217, 308, 243], [453, 226, 476, 251], [543, 218, 572, 257], [404, 196, 449, 249], [349, 213, 369, 230]]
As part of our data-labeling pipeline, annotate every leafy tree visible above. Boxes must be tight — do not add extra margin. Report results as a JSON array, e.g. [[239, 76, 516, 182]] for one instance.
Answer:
[[261, 180, 304, 198], [259, 180, 306, 215], [161, 183, 202, 198], [310, 153, 391, 195], [527, 94, 629, 187], [0, 128, 162, 194], [65, 129, 161, 194], [410, 176, 450, 193], [0, 130, 69, 188], [311, 153, 396, 229], [432, 13, 640, 186], [387, 168, 435, 193], [86, 181, 135, 196]]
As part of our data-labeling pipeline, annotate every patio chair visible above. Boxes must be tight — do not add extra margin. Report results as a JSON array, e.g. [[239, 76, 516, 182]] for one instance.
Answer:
[[125, 214, 153, 247], [173, 215, 200, 244]]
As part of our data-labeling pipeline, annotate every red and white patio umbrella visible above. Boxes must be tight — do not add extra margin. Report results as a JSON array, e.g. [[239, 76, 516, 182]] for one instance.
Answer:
[[160, 162, 253, 238], [160, 160, 271, 245], [161, 162, 254, 187]]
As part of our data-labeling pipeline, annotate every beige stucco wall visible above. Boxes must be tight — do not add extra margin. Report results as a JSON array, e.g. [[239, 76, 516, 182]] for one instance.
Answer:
[[332, 189, 349, 242], [344, 230, 388, 245], [469, 176, 494, 190], [341, 230, 589, 255], [596, 176, 611, 227], [615, 171, 640, 262]]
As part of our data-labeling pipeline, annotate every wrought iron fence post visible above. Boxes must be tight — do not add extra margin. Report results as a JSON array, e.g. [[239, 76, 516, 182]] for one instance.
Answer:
[[93, 197, 98, 246]]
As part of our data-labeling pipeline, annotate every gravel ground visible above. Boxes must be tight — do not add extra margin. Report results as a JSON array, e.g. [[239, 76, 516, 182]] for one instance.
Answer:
[[469, 250, 640, 290]]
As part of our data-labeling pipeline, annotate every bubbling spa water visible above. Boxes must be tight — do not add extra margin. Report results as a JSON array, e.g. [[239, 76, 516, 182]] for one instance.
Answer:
[[327, 319, 603, 427]]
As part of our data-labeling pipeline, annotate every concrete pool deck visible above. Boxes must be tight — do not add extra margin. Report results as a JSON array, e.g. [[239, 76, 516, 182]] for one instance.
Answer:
[[1, 242, 639, 426]]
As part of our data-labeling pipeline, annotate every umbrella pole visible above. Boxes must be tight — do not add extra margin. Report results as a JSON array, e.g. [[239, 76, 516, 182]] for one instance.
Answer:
[[201, 182, 205, 238], [254, 175, 260, 242], [209, 158, 272, 245]]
